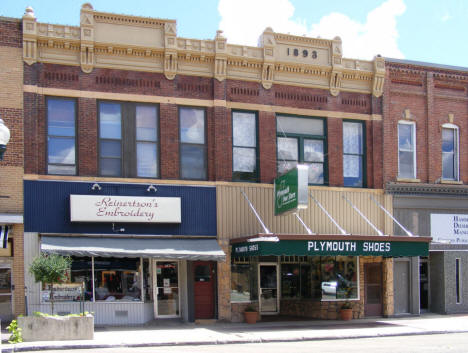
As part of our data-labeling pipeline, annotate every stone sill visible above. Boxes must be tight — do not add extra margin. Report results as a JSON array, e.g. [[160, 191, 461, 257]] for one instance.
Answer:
[[440, 180, 463, 185], [396, 178, 420, 183]]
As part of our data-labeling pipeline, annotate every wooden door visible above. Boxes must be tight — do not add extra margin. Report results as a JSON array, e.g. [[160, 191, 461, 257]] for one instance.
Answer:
[[364, 263, 383, 317], [193, 261, 215, 319]]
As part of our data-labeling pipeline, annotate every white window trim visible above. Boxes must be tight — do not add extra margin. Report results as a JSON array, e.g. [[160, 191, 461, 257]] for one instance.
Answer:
[[442, 123, 459, 181], [398, 120, 417, 179]]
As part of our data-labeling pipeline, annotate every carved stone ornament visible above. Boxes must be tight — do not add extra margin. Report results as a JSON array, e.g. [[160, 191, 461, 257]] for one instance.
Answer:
[[262, 63, 274, 89], [80, 45, 94, 73], [164, 52, 178, 80], [214, 57, 227, 82]]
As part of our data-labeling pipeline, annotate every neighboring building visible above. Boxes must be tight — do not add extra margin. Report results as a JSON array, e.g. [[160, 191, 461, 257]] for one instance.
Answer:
[[20, 4, 430, 324], [0, 16, 25, 321], [384, 58, 468, 315]]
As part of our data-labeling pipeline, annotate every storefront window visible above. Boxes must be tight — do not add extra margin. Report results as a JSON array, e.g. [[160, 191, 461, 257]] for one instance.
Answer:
[[231, 258, 258, 302], [70, 257, 93, 301], [321, 256, 358, 300], [94, 257, 141, 301]]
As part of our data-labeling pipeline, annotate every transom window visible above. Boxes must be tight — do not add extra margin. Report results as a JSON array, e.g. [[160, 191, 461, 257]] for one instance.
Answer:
[[343, 121, 365, 187], [180, 107, 206, 180], [398, 121, 416, 179], [276, 115, 326, 185], [232, 111, 258, 182], [47, 97, 76, 175], [99, 101, 158, 178], [442, 123, 459, 181]]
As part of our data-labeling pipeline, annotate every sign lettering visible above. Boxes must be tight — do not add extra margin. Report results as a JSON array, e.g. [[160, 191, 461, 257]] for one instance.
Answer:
[[431, 214, 468, 244]]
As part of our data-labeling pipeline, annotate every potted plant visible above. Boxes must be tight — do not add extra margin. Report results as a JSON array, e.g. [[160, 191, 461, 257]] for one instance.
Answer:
[[339, 301, 353, 320], [244, 305, 259, 324]]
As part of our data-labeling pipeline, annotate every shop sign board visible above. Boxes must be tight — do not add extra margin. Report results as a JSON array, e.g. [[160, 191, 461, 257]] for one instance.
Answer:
[[70, 195, 181, 223], [232, 239, 429, 257], [431, 213, 468, 244], [41, 283, 83, 302], [274, 165, 309, 215]]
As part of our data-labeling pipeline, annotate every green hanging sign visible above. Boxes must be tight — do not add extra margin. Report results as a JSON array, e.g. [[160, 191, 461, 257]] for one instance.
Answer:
[[274, 165, 309, 215]]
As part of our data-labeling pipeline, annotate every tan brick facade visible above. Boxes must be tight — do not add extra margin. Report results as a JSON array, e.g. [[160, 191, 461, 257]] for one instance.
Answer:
[[0, 17, 25, 318]]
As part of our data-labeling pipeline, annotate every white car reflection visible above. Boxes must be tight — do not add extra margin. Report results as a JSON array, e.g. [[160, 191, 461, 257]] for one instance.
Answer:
[[321, 281, 337, 295]]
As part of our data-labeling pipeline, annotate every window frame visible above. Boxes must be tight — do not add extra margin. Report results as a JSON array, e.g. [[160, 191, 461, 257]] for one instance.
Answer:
[[276, 114, 328, 186], [178, 106, 208, 181], [397, 120, 417, 179], [232, 110, 259, 182], [98, 100, 160, 178], [46, 96, 78, 176], [456, 258, 462, 304], [441, 123, 459, 181], [342, 120, 366, 188]]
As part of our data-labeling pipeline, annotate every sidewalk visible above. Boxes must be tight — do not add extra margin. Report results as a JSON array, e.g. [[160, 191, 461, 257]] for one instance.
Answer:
[[3, 313, 468, 352]]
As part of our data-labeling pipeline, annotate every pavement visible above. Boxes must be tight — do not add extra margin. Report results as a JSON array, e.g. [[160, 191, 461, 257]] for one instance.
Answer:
[[2, 313, 468, 352]]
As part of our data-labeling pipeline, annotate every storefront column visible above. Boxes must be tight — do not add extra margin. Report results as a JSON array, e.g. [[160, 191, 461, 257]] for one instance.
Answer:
[[217, 245, 231, 321], [12, 224, 25, 316], [382, 257, 394, 317]]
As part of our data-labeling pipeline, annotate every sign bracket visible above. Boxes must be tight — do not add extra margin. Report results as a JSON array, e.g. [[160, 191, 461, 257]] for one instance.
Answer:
[[294, 212, 314, 235], [370, 195, 413, 237]]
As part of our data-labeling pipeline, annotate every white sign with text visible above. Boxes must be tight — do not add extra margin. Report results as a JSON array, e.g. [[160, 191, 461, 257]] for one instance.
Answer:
[[70, 195, 181, 223], [431, 213, 468, 244]]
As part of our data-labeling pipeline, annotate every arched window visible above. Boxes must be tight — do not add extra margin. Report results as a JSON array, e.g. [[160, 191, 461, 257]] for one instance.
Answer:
[[442, 123, 459, 181]]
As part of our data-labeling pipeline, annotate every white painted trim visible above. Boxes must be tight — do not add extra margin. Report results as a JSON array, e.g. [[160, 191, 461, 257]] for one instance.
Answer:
[[0, 214, 23, 224], [398, 120, 417, 179]]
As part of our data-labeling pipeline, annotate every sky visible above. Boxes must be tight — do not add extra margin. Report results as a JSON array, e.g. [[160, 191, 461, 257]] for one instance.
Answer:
[[1, 0, 467, 67]]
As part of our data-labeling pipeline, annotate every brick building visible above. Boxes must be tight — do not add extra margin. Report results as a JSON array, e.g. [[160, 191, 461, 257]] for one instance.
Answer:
[[384, 58, 468, 315], [0, 16, 25, 320], [20, 4, 430, 324]]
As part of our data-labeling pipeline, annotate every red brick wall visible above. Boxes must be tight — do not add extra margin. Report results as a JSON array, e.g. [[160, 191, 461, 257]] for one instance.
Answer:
[[383, 62, 468, 185], [24, 63, 383, 188], [0, 17, 22, 48]]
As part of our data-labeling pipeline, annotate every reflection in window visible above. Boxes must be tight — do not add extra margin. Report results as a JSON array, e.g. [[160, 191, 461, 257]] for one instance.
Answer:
[[230, 260, 258, 302], [343, 121, 365, 187], [233, 111, 257, 182], [47, 98, 76, 175], [442, 125, 458, 181], [276, 115, 326, 185], [180, 107, 206, 180], [320, 256, 358, 300], [398, 122, 416, 179]]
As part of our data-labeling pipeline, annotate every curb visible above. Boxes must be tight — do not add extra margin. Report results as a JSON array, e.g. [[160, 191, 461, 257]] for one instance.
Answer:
[[3, 329, 468, 352]]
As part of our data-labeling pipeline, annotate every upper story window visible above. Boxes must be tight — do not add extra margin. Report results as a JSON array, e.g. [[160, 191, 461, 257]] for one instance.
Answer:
[[99, 101, 158, 178], [47, 97, 76, 175], [398, 121, 416, 179], [343, 121, 365, 187], [232, 111, 258, 182], [276, 115, 326, 185], [442, 123, 459, 181], [179, 107, 206, 180]]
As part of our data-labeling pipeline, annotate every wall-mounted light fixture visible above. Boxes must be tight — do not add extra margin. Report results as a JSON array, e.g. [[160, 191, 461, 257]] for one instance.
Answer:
[[91, 183, 102, 191], [147, 184, 157, 192], [0, 117, 11, 161]]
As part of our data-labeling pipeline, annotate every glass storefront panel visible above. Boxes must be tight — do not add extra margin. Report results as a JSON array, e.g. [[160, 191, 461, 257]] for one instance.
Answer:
[[156, 261, 179, 317]]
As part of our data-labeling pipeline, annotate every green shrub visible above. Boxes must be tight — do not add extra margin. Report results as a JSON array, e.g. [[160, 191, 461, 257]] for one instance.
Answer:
[[6, 319, 23, 344]]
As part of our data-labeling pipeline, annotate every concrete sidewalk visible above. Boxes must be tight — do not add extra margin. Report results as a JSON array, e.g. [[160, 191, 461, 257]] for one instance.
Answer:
[[2, 314, 468, 352]]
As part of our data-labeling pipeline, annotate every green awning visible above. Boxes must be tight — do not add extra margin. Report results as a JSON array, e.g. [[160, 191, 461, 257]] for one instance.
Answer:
[[232, 235, 430, 258]]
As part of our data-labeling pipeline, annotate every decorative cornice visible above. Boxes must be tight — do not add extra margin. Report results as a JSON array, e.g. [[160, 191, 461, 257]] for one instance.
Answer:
[[22, 4, 384, 96], [386, 182, 468, 196]]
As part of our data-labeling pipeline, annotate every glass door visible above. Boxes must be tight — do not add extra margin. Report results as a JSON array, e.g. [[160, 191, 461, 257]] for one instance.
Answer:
[[258, 263, 279, 315], [155, 261, 180, 318], [0, 267, 12, 321]]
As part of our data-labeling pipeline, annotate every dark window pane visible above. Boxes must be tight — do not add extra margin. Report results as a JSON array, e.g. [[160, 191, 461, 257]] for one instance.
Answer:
[[136, 105, 158, 142], [233, 112, 256, 147], [48, 137, 75, 164], [100, 158, 121, 177], [442, 128, 454, 153], [233, 147, 256, 173], [180, 144, 206, 179], [100, 140, 121, 158], [180, 107, 204, 143], [100, 102, 122, 139], [48, 99, 75, 137], [399, 150, 414, 178], [137, 142, 158, 177]]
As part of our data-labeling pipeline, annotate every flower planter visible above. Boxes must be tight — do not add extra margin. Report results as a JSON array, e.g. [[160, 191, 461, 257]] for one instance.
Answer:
[[18, 314, 94, 341], [339, 308, 353, 321], [244, 311, 258, 324]]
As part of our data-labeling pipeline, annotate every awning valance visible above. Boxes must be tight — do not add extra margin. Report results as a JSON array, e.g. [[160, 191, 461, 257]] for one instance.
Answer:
[[41, 236, 226, 261], [231, 234, 431, 258]]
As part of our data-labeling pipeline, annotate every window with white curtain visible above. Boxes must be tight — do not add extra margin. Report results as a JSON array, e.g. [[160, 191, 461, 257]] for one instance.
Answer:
[[398, 121, 416, 179], [343, 121, 365, 187]]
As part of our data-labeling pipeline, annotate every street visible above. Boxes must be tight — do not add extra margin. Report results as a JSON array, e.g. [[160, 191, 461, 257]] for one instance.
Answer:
[[33, 332, 468, 353]]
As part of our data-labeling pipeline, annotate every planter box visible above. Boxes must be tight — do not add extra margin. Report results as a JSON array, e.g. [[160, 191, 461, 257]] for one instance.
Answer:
[[18, 315, 94, 341]]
